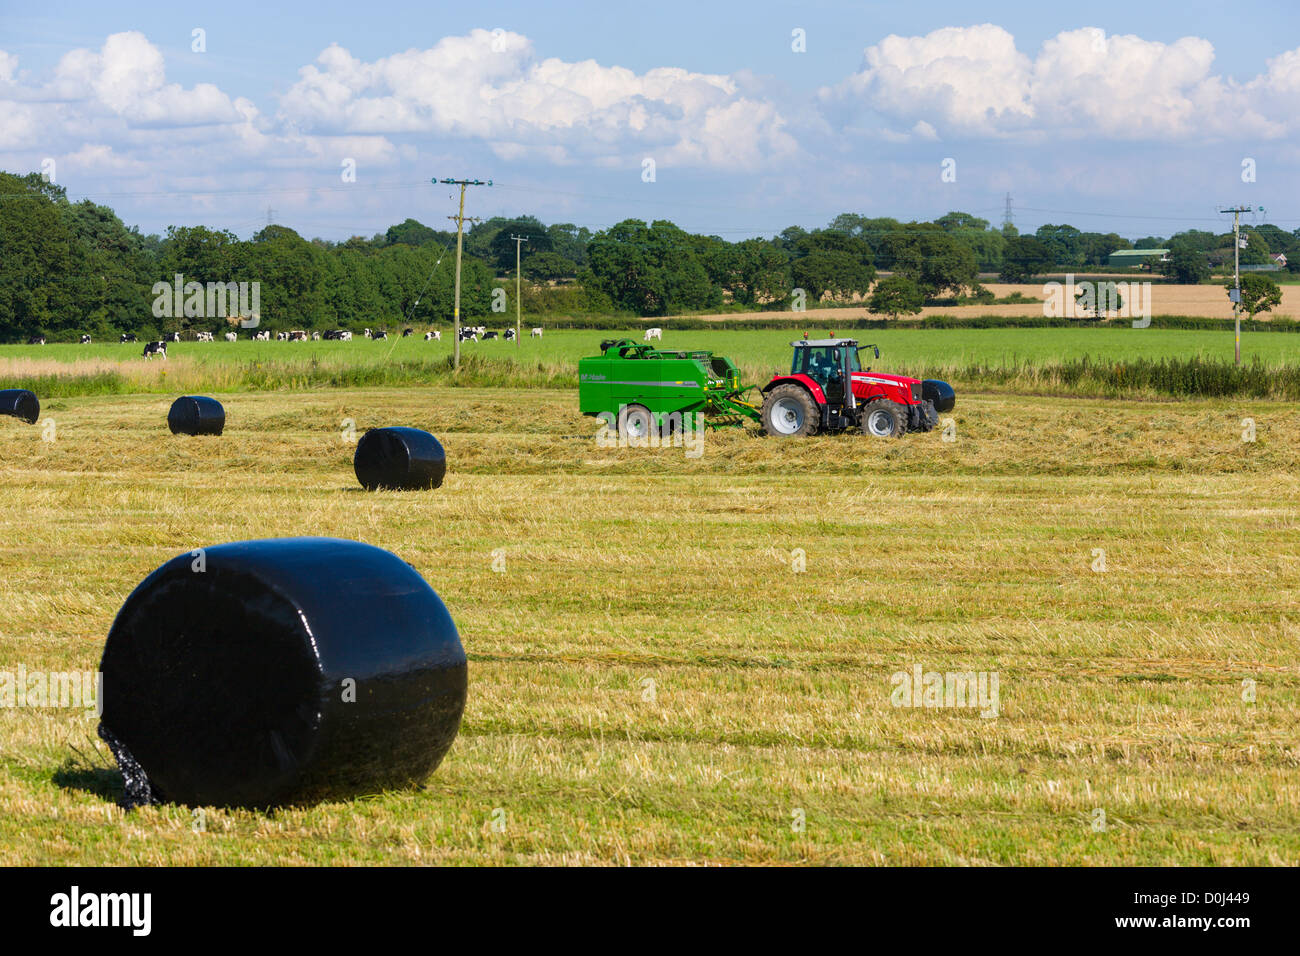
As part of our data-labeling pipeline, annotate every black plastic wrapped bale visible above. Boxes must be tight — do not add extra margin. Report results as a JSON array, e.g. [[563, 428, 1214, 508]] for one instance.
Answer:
[[354, 426, 447, 490], [98, 537, 468, 809], [167, 395, 225, 435], [0, 389, 39, 425], [922, 380, 956, 414]]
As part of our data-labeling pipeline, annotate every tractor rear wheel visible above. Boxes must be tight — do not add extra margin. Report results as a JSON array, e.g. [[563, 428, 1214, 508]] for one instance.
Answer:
[[761, 384, 819, 437], [617, 404, 654, 445], [860, 400, 906, 438]]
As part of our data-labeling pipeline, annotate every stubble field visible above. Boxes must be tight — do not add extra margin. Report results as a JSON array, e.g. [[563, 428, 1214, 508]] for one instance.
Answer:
[[1, 385, 1297, 864]]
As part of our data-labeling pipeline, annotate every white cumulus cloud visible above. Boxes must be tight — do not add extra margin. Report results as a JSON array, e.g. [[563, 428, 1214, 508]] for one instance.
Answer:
[[278, 30, 797, 169], [830, 24, 1300, 141]]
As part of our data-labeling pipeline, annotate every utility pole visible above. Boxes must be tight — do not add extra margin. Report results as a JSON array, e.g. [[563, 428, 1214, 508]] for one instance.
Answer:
[[1221, 205, 1250, 366], [1001, 192, 1014, 232], [435, 177, 492, 370], [511, 235, 528, 348]]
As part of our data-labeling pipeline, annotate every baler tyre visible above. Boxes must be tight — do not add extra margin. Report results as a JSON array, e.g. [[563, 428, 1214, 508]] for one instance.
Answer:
[[617, 404, 654, 446], [861, 399, 906, 438], [762, 384, 818, 437]]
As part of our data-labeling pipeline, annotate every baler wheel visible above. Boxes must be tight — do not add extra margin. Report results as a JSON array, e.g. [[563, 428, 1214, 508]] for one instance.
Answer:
[[761, 384, 818, 437], [617, 404, 654, 445], [861, 399, 906, 438]]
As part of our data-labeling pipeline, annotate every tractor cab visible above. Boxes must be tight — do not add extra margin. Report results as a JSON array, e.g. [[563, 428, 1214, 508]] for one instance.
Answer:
[[789, 339, 879, 410]]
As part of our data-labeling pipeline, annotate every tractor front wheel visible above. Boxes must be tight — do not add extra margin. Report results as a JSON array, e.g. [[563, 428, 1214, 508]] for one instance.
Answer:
[[761, 384, 819, 437], [860, 400, 906, 438]]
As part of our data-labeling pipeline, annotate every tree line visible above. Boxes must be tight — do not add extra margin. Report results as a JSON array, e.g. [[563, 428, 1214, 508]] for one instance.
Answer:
[[2, 169, 1296, 341]]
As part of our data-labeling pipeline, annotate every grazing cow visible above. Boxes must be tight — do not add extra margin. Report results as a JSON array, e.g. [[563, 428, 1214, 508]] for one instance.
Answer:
[[458, 328, 477, 342], [253, 330, 270, 341], [28, 335, 46, 345], [324, 329, 353, 341], [287, 330, 308, 342], [225, 331, 238, 342], [80, 334, 92, 344], [402, 328, 413, 337], [530, 327, 543, 338], [644, 328, 662, 341], [424, 330, 441, 341], [374, 330, 388, 340], [363, 328, 373, 339], [312, 331, 321, 340], [504, 328, 517, 341], [120, 332, 138, 344], [164, 332, 181, 343], [142, 341, 167, 360], [482, 331, 499, 341], [196, 331, 214, 342], [276, 331, 289, 341]]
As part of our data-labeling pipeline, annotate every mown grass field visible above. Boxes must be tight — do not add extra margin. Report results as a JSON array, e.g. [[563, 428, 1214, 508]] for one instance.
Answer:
[[7, 325, 1300, 370], [1, 385, 1297, 864]]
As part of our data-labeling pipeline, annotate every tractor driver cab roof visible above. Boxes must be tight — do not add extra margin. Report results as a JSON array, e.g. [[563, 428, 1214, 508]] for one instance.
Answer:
[[792, 338, 858, 348]]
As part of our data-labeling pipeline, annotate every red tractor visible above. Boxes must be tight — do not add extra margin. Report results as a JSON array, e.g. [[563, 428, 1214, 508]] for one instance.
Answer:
[[760, 338, 955, 438]]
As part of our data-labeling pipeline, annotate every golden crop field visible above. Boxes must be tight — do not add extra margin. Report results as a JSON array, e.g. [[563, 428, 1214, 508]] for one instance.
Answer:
[[1, 386, 1297, 864], [693, 281, 1300, 322]]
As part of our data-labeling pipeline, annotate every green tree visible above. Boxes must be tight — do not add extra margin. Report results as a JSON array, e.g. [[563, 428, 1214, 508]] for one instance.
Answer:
[[934, 211, 990, 232], [866, 275, 924, 319], [1230, 273, 1283, 319], [0, 172, 84, 340], [1000, 236, 1054, 283], [882, 226, 977, 297], [523, 251, 578, 281], [488, 216, 551, 272], [1161, 244, 1211, 284]]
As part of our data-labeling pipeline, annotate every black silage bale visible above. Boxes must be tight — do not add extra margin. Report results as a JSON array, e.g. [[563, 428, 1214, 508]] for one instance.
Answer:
[[97, 537, 468, 809]]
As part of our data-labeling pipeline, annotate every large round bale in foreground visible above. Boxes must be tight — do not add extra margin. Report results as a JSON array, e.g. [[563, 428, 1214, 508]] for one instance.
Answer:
[[167, 395, 225, 435], [0, 388, 39, 425], [98, 537, 467, 809], [354, 426, 447, 490]]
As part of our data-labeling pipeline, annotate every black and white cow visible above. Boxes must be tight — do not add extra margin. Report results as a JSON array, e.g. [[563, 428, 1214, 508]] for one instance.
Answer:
[[253, 330, 270, 341], [363, 328, 373, 339], [287, 330, 308, 342], [196, 331, 214, 342], [424, 330, 441, 341], [80, 334, 92, 344], [373, 330, 388, 340], [530, 327, 543, 338], [482, 331, 499, 341], [504, 328, 517, 341], [27, 335, 46, 345], [142, 341, 167, 360], [120, 332, 138, 344], [225, 331, 238, 342], [164, 332, 181, 343], [402, 328, 413, 337]]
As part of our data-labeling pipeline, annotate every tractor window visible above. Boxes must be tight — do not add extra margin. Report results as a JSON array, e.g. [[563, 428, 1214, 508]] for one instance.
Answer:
[[846, 348, 862, 373], [794, 347, 838, 384]]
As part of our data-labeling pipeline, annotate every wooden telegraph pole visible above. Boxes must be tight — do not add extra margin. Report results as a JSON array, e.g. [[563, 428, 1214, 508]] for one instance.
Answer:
[[1220, 205, 1250, 366], [435, 177, 491, 370], [511, 235, 528, 348]]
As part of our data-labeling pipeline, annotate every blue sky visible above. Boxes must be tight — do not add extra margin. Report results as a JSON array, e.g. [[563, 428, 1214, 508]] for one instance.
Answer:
[[3, 0, 1298, 242]]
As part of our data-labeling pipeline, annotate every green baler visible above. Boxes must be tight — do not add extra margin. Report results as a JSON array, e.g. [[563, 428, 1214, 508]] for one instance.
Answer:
[[578, 338, 761, 437]]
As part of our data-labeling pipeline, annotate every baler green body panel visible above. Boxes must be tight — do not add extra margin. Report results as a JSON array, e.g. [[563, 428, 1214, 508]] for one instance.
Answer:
[[578, 339, 759, 428]]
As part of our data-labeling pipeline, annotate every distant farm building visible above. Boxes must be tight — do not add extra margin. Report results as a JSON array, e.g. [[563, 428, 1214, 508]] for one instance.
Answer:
[[1107, 249, 1170, 268]]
